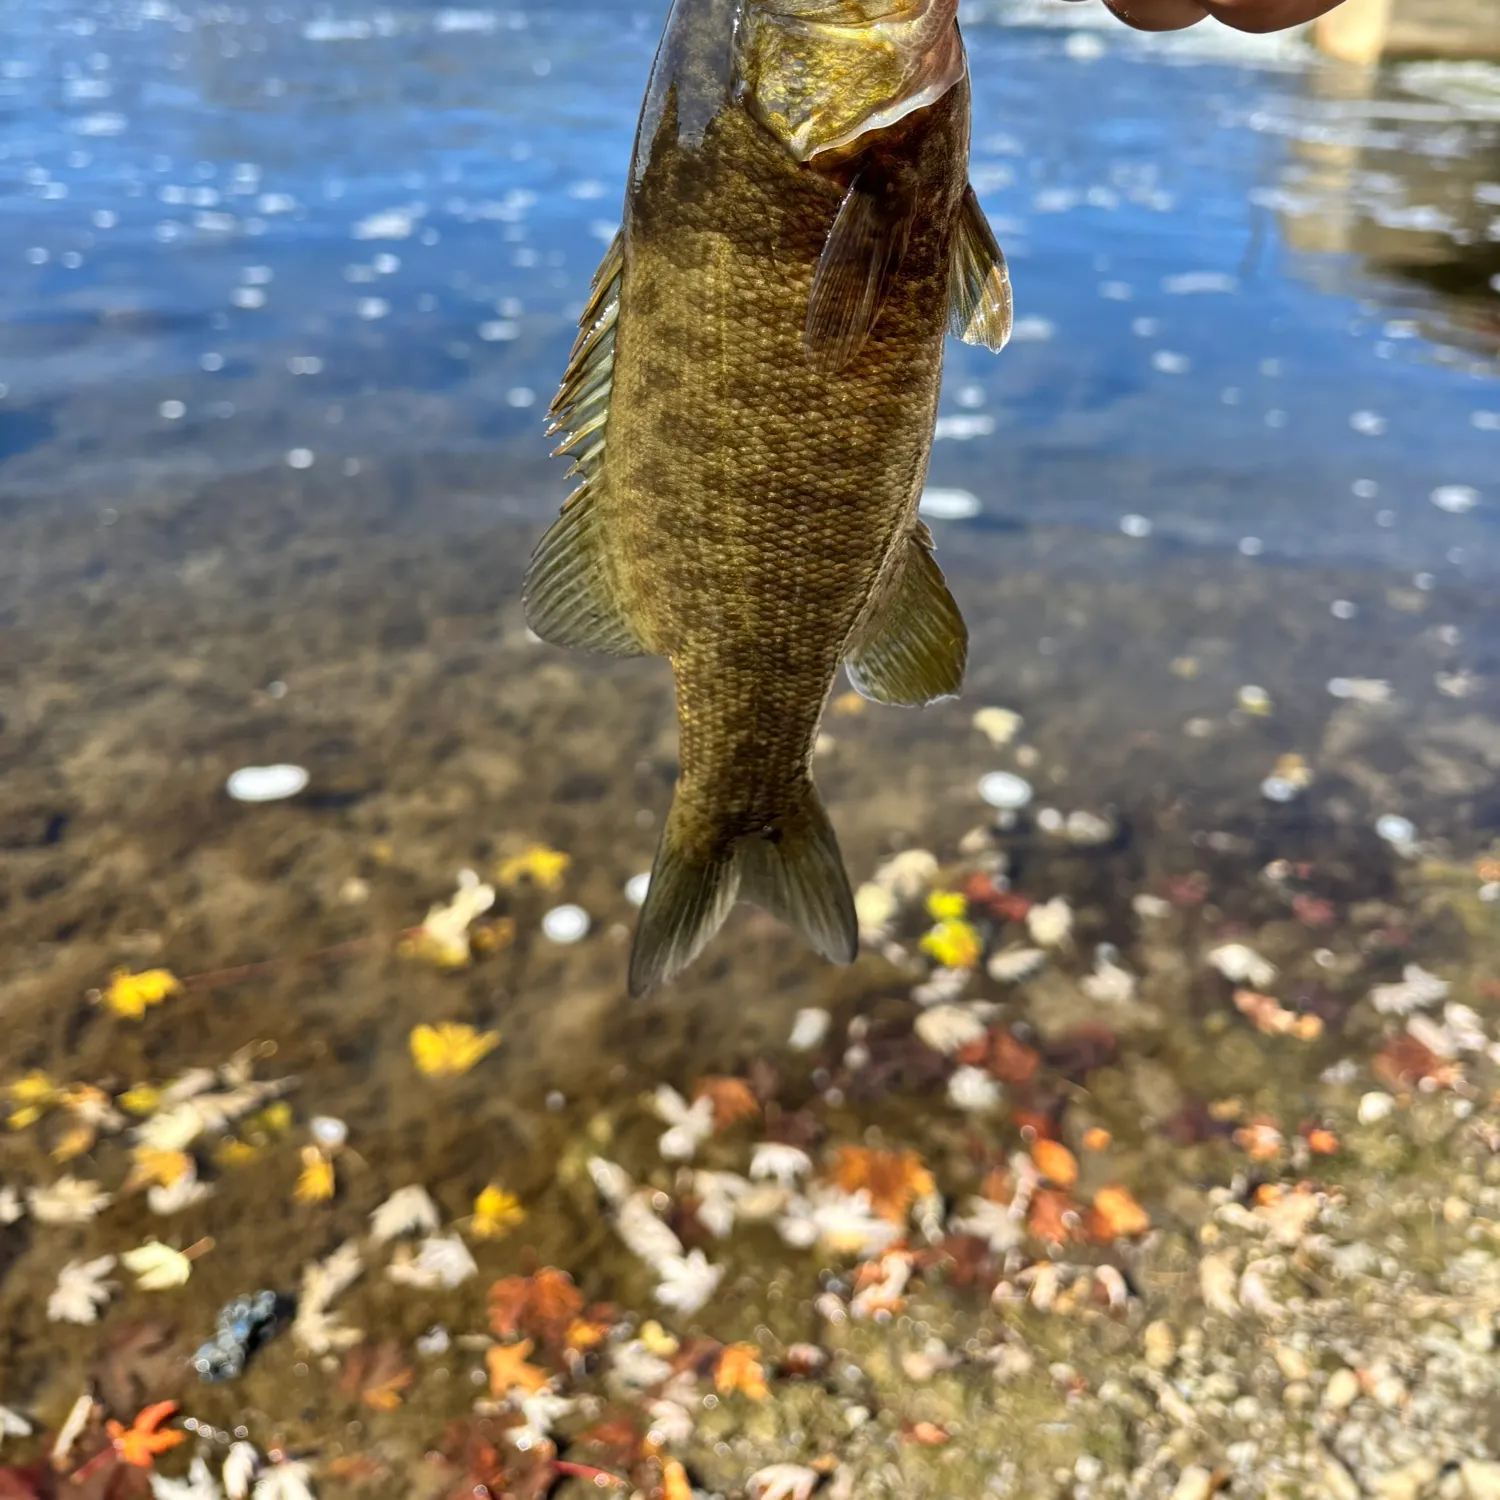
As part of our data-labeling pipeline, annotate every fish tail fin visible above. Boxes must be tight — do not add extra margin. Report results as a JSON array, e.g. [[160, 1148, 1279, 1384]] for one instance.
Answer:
[[628, 779, 858, 997]]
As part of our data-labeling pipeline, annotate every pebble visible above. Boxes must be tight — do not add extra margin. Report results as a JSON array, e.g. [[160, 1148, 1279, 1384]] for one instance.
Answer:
[[1143, 1320, 1176, 1370], [1170, 1465, 1215, 1500], [978, 771, 1033, 810], [1261, 775, 1300, 803], [541, 904, 590, 944], [788, 1008, 831, 1052], [1274, 1344, 1312, 1382], [225, 764, 309, 803], [1359, 1091, 1396, 1125], [919, 487, 981, 520], [1461, 1461, 1500, 1500], [1376, 814, 1417, 850], [624, 872, 651, 907], [309, 1116, 347, 1150], [972, 706, 1023, 748]]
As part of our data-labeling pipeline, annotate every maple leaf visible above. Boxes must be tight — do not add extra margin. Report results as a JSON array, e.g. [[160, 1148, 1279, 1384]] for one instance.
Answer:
[[830, 1147, 934, 1223], [470, 1185, 525, 1240], [102, 969, 181, 1022], [496, 845, 571, 892], [409, 1023, 500, 1078], [714, 1343, 769, 1401], [527, 1268, 585, 1348], [108, 1401, 185, 1468], [486, 1340, 550, 1397], [340, 1340, 415, 1412], [692, 1076, 759, 1131], [487, 1277, 532, 1341]]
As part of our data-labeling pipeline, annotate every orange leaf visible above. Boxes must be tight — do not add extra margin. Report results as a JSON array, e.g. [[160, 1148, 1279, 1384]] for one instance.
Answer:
[[662, 1459, 693, 1500], [692, 1076, 760, 1131], [487, 1276, 531, 1340], [988, 1031, 1040, 1085], [486, 1339, 551, 1397], [108, 1400, 186, 1468], [1373, 1035, 1460, 1091], [1091, 1185, 1151, 1241], [1031, 1139, 1079, 1188], [1305, 1127, 1339, 1156], [528, 1267, 585, 1346], [714, 1343, 769, 1401], [830, 1147, 935, 1223], [1082, 1127, 1112, 1152], [566, 1315, 612, 1352], [1027, 1187, 1076, 1245]]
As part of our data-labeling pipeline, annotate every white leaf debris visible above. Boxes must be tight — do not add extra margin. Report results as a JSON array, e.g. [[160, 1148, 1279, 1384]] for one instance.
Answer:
[[148, 1161, 214, 1215], [750, 1143, 813, 1188], [417, 869, 496, 967], [1239, 1259, 1287, 1320], [586, 1156, 633, 1208], [912, 966, 972, 1007], [854, 882, 899, 944], [986, 946, 1047, 984], [1027, 897, 1074, 949], [693, 1172, 752, 1238], [778, 1187, 904, 1258], [646, 1397, 695, 1447], [1081, 952, 1137, 1004], [951, 1196, 1024, 1254], [653, 1249, 723, 1314], [224, 1442, 261, 1500], [29, 1176, 111, 1225], [850, 1250, 914, 1318], [1359, 1091, 1396, 1124], [869, 849, 938, 901], [972, 707, 1023, 748], [1370, 964, 1449, 1016], [0, 1402, 33, 1447], [47, 1256, 117, 1324], [151, 1456, 225, 1500], [134, 1077, 295, 1152], [385, 1234, 476, 1289], [1199, 1252, 1240, 1316], [748, 1465, 822, 1500], [947, 1066, 1003, 1114], [915, 1004, 988, 1055], [293, 1241, 364, 1354], [251, 1460, 317, 1500], [516, 1391, 574, 1442], [609, 1340, 675, 1392], [122, 1240, 194, 1291], [0, 1186, 21, 1225], [52, 1393, 95, 1468], [652, 1085, 715, 1162], [787, 1007, 831, 1052], [369, 1186, 442, 1244], [605, 1192, 681, 1268], [1207, 942, 1277, 990]]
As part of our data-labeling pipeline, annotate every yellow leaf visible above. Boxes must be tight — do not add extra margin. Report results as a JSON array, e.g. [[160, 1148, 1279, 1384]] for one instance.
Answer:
[[715, 1343, 769, 1401], [639, 1320, 679, 1357], [919, 919, 983, 970], [118, 1084, 162, 1117], [409, 1022, 500, 1078], [485, 1339, 550, 1397], [496, 844, 571, 892], [122, 1240, 194, 1291], [7, 1106, 42, 1131], [294, 1145, 336, 1203], [103, 968, 181, 1021], [126, 1147, 194, 1191], [662, 1459, 692, 1500], [51, 1122, 99, 1163], [925, 890, 968, 922], [253, 1101, 294, 1136], [214, 1138, 261, 1169], [471, 1185, 526, 1240]]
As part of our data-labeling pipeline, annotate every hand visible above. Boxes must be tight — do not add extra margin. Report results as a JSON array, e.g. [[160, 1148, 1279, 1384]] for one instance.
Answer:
[[1064, 0, 1346, 33]]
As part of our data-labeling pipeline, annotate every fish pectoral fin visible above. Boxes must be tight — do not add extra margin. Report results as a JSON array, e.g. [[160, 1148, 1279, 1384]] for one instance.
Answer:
[[948, 184, 1013, 353], [845, 527, 967, 706], [522, 487, 647, 656], [628, 781, 857, 996], [803, 166, 917, 375], [525, 230, 647, 657]]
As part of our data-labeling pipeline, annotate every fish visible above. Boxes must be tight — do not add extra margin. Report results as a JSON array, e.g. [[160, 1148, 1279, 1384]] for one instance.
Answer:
[[524, 0, 1013, 995]]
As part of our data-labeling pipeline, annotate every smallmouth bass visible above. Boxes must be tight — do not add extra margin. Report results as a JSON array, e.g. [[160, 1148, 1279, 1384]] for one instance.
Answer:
[[525, 0, 1013, 994]]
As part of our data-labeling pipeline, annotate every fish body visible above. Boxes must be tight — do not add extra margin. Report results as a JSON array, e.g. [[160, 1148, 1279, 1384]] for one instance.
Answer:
[[525, 0, 1012, 994]]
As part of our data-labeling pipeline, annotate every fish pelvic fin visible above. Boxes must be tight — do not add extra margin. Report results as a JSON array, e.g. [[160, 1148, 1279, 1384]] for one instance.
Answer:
[[948, 184, 1013, 353], [524, 230, 648, 657], [845, 522, 967, 705], [628, 780, 858, 997]]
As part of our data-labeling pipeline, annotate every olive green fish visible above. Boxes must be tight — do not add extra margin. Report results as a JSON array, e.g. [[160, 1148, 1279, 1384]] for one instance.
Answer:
[[524, 0, 1012, 995]]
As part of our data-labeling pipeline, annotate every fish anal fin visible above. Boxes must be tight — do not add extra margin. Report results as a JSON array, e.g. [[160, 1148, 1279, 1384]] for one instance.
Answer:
[[804, 168, 917, 375], [845, 528, 967, 706], [948, 184, 1013, 353], [525, 230, 646, 657], [629, 781, 857, 996]]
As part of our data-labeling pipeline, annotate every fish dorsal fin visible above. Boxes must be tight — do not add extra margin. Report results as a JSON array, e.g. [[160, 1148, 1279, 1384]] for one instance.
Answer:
[[844, 523, 967, 705], [523, 232, 647, 657], [804, 166, 917, 375], [948, 184, 1013, 352]]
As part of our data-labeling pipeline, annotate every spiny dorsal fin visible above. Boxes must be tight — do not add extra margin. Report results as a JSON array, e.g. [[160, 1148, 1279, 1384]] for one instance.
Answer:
[[844, 525, 967, 706], [804, 166, 917, 375], [948, 185, 1013, 352], [523, 231, 647, 657]]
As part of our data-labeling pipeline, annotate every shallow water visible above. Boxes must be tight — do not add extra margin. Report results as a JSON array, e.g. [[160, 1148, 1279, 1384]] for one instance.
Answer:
[[2, 2, 1500, 1495]]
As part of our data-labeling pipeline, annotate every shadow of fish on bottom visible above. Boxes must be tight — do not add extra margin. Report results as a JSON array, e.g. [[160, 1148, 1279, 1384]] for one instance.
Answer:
[[524, 0, 1013, 995]]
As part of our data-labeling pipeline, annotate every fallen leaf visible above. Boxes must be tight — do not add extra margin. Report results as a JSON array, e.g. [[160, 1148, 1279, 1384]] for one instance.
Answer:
[[496, 845, 571, 891], [714, 1343, 769, 1401], [1027, 1188, 1076, 1245], [1090, 1185, 1151, 1240], [108, 1400, 185, 1468], [904, 1421, 950, 1445], [102, 969, 180, 1022], [692, 1077, 759, 1131], [919, 919, 983, 971], [486, 1277, 532, 1341], [527, 1268, 585, 1348], [1304, 1126, 1340, 1155], [293, 1145, 336, 1203], [121, 1242, 194, 1292], [987, 1030, 1041, 1085], [1031, 1140, 1079, 1189], [409, 1022, 500, 1078], [340, 1340, 415, 1412], [1082, 1128, 1112, 1151], [471, 1185, 526, 1240], [830, 1147, 935, 1223], [486, 1340, 550, 1397], [661, 1460, 692, 1500], [1373, 1034, 1460, 1091]]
